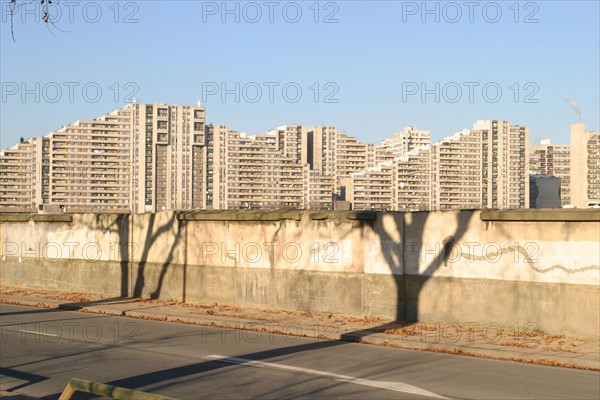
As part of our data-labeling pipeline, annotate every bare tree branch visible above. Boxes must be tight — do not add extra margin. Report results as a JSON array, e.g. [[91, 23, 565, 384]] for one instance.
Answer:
[[7, 0, 68, 41]]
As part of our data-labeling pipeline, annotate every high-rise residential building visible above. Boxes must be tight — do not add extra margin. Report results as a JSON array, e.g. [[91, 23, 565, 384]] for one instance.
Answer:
[[203, 124, 227, 210], [0, 104, 536, 213], [393, 145, 432, 211], [206, 126, 307, 210], [529, 139, 571, 206], [130, 103, 207, 213], [378, 126, 431, 157], [341, 163, 393, 211], [0, 137, 48, 212], [364, 127, 432, 175], [306, 171, 334, 210], [472, 120, 529, 209], [430, 129, 484, 210], [0, 103, 206, 213], [306, 126, 335, 177], [570, 121, 600, 208], [374, 146, 396, 166], [394, 121, 528, 211], [331, 131, 371, 182], [46, 106, 133, 213], [308, 126, 373, 189]]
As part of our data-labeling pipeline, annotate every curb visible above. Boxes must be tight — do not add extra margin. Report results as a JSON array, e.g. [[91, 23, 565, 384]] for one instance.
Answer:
[[2, 296, 598, 371]]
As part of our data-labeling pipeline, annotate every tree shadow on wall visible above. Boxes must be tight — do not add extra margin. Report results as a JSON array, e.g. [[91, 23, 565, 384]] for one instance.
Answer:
[[92, 212, 184, 301], [118, 209, 475, 330], [131, 212, 183, 300], [339, 209, 476, 340], [94, 208, 476, 330]]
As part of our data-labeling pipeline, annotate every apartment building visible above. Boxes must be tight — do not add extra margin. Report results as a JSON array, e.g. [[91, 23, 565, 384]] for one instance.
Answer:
[[0, 137, 47, 212], [570, 121, 600, 208], [49, 102, 207, 214], [392, 145, 432, 211], [339, 120, 529, 211], [429, 129, 484, 210], [472, 120, 529, 209], [378, 126, 431, 157], [307, 126, 376, 195], [0, 105, 545, 213], [46, 108, 132, 213], [529, 139, 571, 206], [206, 126, 307, 210], [334, 132, 372, 180], [306, 171, 334, 210], [342, 163, 394, 211], [130, 103, 206, 213], [0, 103, 206, 213]]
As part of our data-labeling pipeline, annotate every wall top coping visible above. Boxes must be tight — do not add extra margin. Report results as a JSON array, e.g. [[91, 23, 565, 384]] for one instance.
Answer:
[[480, 209, 600, 222], [0, 209, 597, 223], [178, 210, 378, 221], [178, 210, 303, 221], [0, 214, 73, 223]]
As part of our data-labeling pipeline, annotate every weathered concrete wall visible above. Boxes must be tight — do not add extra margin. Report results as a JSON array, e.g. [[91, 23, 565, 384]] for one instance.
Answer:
[[1, 210, 598, 337]]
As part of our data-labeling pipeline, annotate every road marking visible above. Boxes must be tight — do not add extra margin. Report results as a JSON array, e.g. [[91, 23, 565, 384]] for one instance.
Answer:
[[18, 329, 58, 337], [205, 355, 449, 399]]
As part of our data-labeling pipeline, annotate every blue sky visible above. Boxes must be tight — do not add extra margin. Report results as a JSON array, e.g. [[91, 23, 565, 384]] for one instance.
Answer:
[[1, 0, 599, 150]]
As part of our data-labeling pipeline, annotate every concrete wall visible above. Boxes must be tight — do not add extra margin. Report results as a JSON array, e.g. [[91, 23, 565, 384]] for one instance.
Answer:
[[1, 209, 598, 337]]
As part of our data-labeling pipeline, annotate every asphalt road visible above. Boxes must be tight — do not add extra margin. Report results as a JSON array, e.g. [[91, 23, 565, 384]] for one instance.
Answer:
[[1, 304, 599, 399]]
